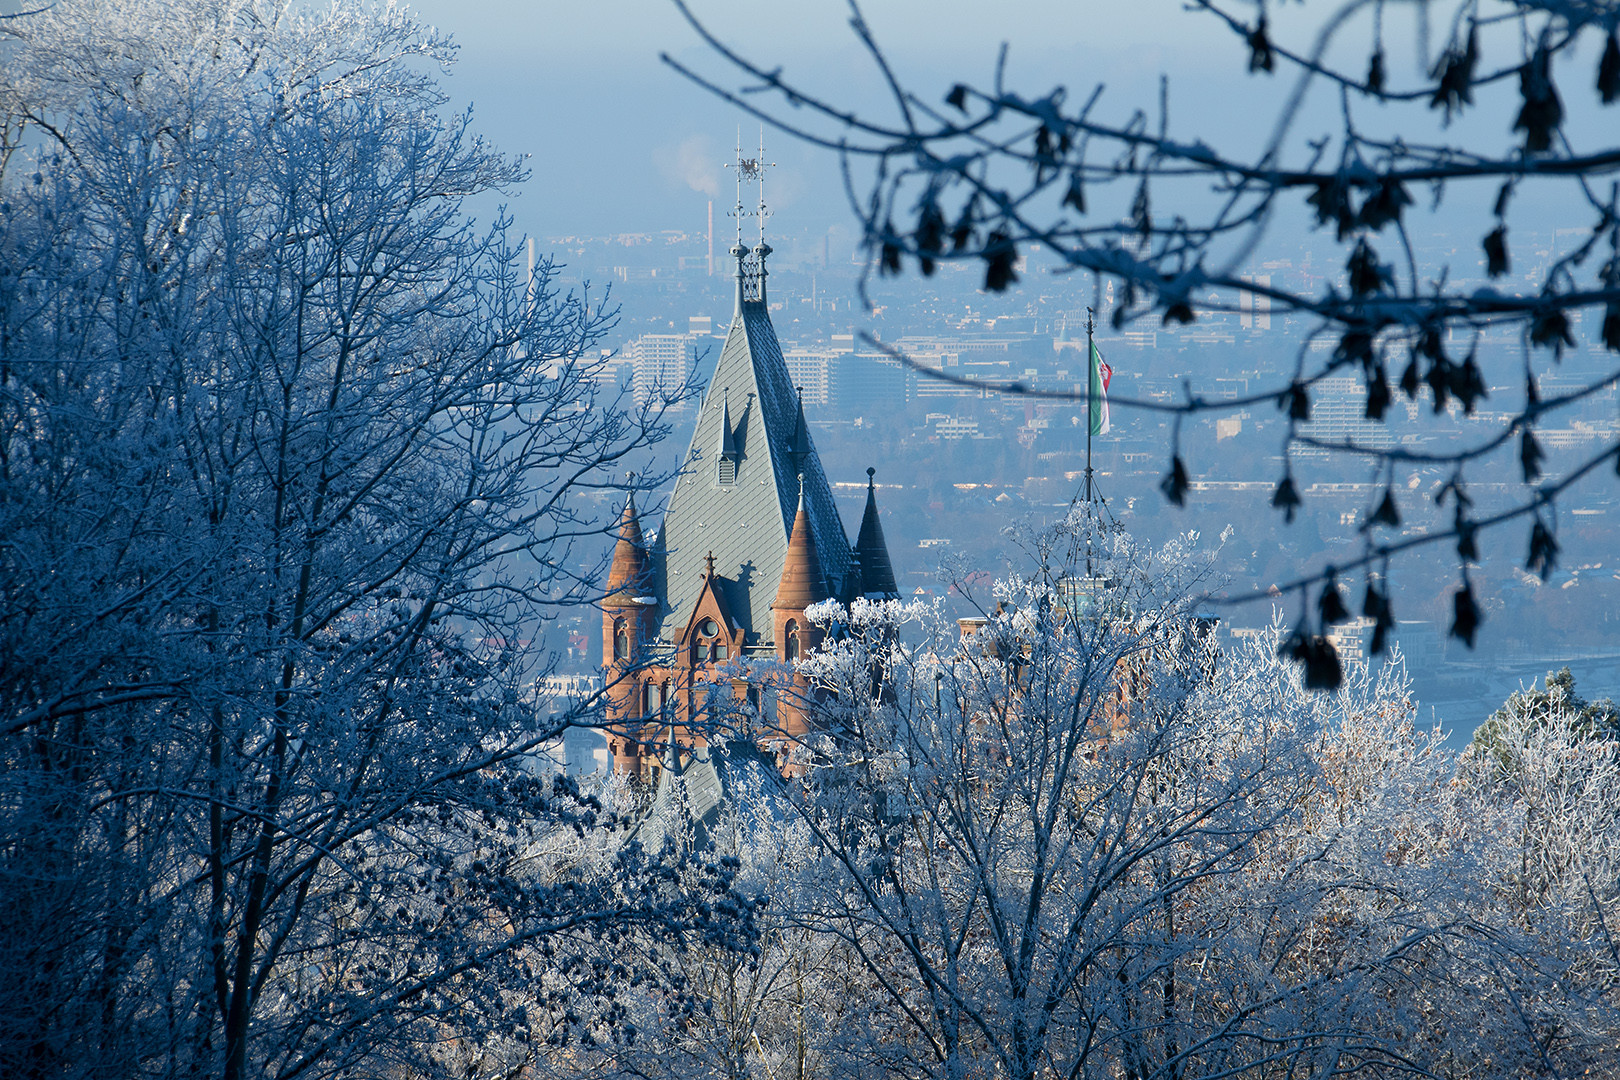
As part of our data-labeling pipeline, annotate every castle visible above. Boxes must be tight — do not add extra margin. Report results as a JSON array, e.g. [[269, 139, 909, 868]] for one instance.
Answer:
[[602, 150, 899, 781]]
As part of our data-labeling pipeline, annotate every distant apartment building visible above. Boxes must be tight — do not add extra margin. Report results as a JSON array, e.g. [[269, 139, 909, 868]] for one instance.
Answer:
[[832, 352, 910, 411], [1239, 274, 1272, 330], [784, 348, 835, 405], [933, 415, 981, 440], [1297, 376, 1395, 453], [774, 341, 918, 413], [629, 333, 699, 402]]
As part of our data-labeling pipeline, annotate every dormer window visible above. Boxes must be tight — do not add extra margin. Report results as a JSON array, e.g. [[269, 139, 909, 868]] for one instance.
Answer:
[[717, 386, 739, 485]]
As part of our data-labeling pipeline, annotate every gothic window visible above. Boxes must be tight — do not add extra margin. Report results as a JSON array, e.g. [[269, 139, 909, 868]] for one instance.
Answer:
[[613, 620, 630, 660], [785, 620, 800, 661]]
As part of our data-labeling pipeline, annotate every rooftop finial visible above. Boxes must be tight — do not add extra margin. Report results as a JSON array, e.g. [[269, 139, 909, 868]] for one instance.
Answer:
[[797, 472, 805, 507], [726, 127, 747, 249], [724, 130, 773, 305], [867, 465, 876, 488], [705, 551, 716, 577], [755, 126, 775, 248]]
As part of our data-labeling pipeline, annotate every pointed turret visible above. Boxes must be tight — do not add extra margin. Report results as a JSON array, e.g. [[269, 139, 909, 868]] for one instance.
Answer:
[[775, 481, 829, 611], [604, 492, 657, 773], [773, 480, 827, 743], [607, 493, 648, 598], [789, 386, 810, 477], [855, 467, 899, 599]]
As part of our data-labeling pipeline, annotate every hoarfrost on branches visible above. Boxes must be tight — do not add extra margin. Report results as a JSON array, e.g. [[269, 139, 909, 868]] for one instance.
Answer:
[[0, 2, 743, 1078]]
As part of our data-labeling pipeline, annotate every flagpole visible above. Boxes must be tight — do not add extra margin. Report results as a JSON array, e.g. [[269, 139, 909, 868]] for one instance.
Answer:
[[1084, 306, 1095, 507], [1084, 306, 1095, 577]]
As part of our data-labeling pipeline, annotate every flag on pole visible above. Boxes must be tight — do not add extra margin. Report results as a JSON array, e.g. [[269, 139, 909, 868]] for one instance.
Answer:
[[1088, 340, 1112, 436]]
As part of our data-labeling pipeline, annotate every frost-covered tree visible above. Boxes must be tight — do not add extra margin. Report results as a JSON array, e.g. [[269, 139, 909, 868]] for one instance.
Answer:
[[1461, 671, 1620, 991], [0, 3, 733, 1078], [778, 515, 1617, 1080], [573, 760, 859, 1080], [1471, 665, 1620, 767]]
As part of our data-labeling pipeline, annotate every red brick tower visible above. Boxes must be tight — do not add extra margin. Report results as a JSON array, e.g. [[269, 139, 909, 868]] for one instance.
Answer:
[[772, 482, 830, 743], [603, 494, 657, 773]]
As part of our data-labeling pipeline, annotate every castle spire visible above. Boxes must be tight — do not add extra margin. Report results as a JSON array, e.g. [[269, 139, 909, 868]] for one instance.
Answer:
[[752, 128, 774, 305], [756, 127, 773, 249], [855, 467, 899, 599], [652, 133, 855, 654]]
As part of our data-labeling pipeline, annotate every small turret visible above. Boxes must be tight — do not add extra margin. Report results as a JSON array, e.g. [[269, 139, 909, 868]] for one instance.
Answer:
[[717, 388, 739, 484], [606, 493, 648, 601], [774, 480, 828, 612], [604, 493, 657, 772], [855, 467, 899, 599], [773, 479, 827, 743]]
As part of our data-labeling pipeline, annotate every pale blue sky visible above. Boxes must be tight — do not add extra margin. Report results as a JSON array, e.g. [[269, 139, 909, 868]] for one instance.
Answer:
[[405, 0, 1257, 238], [399, 1, 1607, 249]]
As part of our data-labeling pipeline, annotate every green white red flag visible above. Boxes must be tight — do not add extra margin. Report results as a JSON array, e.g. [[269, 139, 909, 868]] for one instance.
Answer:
[[1088, 340, 1112, 436]]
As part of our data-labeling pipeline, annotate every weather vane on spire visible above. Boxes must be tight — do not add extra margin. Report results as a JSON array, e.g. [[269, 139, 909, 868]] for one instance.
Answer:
[[723, 128, 774, 244], [724, 129, 775, 303]]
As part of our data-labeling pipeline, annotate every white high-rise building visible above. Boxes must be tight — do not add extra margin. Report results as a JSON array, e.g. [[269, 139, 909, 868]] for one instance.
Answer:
[[1298, 376, 1395, 453], [630, 334, 698, 402], [784, 349, 834, 405], [1239, 274, 1272, 330]]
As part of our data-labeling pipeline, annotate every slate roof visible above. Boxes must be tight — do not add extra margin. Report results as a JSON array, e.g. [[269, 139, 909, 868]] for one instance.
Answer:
[[654, 280, 853, 645], [633, 739, 788, 851]]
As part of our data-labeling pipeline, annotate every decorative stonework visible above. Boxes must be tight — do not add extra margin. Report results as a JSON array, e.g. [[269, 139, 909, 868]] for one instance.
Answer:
[[740, 248, 767, 303]]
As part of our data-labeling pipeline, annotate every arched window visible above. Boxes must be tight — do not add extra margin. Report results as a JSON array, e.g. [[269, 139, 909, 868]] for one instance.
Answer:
[[613, 620, 630, 660], [785, 620, 800, 661]]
